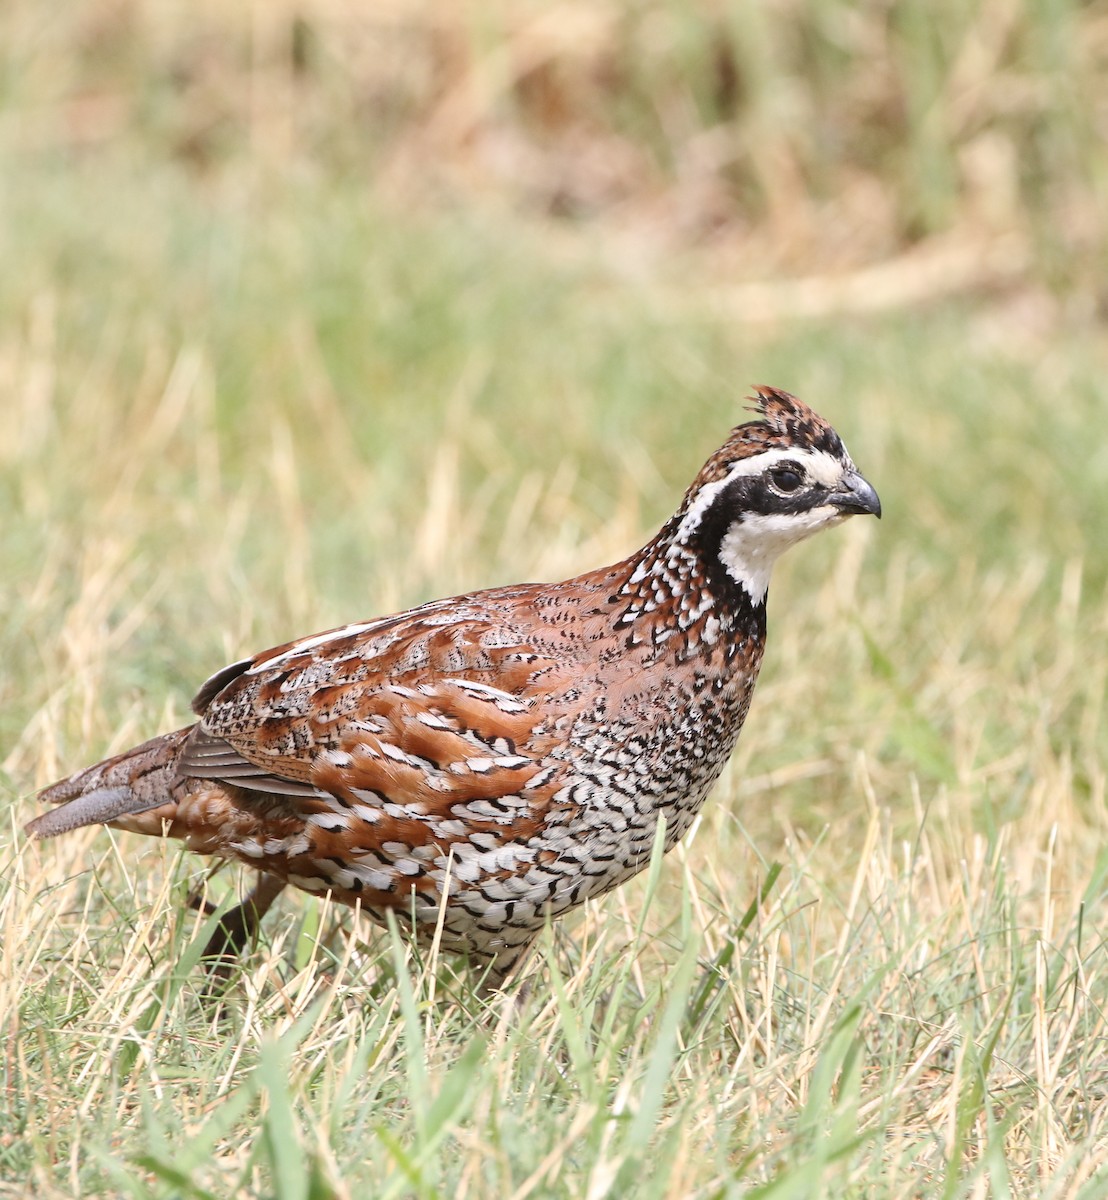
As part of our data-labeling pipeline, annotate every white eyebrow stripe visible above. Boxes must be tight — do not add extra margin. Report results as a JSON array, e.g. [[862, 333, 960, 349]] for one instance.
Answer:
[[714, 446, 847, 485]]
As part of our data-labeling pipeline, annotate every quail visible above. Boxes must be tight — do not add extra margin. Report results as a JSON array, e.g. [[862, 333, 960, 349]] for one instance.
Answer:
[[27, 387, 880, 992]]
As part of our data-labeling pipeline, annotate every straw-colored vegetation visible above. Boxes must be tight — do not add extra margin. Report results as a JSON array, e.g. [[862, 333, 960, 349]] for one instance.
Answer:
[[2, 2, 1107, 1196]]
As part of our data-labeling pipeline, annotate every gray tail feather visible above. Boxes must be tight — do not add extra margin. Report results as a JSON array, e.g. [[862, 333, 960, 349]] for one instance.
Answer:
[[25, 787, 164, 839], [26, 725, 193, 841]]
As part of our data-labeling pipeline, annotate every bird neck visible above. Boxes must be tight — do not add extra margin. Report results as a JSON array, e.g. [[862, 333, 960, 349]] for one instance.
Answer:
[[603, 516, 767, 664]]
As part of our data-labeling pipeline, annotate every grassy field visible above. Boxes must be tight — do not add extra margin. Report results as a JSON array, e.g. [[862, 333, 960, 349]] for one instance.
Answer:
[[4, 3, 1108, 1198]]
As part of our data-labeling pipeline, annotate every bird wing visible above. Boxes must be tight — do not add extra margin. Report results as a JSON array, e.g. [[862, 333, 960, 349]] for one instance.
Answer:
[[178, 600, 576, 831]]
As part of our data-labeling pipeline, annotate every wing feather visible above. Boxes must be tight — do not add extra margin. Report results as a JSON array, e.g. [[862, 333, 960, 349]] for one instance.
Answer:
[[179, 611, 575, 821], [178, 727, 325, 797]]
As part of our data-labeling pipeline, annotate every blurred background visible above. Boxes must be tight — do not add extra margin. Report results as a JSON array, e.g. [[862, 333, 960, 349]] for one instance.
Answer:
[[4, 0, 1105, 293]]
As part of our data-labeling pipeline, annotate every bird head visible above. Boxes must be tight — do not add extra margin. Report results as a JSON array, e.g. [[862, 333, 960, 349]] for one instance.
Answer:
[[674, 386, 881, 605]]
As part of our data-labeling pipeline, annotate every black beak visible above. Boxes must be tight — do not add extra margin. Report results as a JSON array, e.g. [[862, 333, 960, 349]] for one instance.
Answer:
[[828, 470, 882, 519]]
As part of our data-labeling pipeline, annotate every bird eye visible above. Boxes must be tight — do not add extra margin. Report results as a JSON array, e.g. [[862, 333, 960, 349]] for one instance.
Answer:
[[770, 467, 804, 493]]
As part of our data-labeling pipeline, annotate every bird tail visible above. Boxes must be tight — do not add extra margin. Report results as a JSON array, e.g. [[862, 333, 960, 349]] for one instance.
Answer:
[[26, 726, 194, 840]]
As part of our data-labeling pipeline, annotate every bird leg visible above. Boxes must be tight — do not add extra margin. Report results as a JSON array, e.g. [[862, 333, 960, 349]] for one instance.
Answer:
[[475, 937, 537, 1001], [192, 872, 288, 987]]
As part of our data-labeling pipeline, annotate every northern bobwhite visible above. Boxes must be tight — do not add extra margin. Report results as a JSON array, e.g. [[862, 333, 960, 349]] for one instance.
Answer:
[[26, 388, 880, 992]]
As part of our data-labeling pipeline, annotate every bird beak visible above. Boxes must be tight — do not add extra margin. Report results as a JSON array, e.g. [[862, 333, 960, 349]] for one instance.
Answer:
[[828, 470, 882, 519]]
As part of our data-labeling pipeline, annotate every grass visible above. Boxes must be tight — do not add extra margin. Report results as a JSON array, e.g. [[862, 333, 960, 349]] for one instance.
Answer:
[[3, 2, 1108, 1196]]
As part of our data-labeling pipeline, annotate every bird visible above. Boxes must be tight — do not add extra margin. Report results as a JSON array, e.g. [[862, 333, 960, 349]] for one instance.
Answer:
[[26, 387, 880, 994]]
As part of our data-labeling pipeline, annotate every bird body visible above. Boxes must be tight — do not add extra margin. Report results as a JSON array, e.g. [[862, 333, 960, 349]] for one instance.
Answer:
[[28, 388, 880, 989]]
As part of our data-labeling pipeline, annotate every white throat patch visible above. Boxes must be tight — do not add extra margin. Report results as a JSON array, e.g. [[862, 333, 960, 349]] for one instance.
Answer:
[[718, 507, 843, 603]]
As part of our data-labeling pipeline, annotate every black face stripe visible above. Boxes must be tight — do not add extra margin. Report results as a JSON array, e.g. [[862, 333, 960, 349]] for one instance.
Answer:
[[682, 476, 769, 607], [705, 471, 832, 528], [756, 477, 832, 516]]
